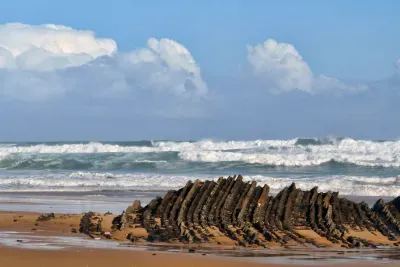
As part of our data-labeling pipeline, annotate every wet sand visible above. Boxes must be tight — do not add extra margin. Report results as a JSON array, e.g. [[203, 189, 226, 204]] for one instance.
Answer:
[[0, 191, 161, 213], [2, 246, 400, 267]]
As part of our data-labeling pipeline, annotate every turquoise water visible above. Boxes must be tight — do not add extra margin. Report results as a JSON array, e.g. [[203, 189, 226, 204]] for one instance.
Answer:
[[0, 137, 399, 196]]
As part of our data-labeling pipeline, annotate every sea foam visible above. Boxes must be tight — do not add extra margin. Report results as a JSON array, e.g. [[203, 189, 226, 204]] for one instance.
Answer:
[[0, 138, 399, 168], [0, 171, 398, 197]]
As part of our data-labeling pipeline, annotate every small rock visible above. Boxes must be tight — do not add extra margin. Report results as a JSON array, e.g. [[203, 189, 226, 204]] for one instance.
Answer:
[[126, 232, 134, 240], [102, 231, 111, 239], [126, 200, 142, 214]]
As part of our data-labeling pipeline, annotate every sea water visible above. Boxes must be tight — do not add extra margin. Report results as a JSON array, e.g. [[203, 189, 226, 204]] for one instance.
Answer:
[[0, 137, 399, 197]]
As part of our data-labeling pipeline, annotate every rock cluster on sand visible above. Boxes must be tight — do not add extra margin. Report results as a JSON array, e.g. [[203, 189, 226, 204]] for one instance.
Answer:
[[36, 213, 56, 222], [79, 212, 103, 236], [80, 176, 400, 248]]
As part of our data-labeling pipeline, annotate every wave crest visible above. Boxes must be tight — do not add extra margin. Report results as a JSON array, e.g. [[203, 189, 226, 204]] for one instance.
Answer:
[[0, 138, 399, 168], [0, 172, 398, 196]]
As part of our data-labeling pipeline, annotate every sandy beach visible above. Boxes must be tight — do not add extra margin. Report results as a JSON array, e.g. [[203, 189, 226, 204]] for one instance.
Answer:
[[1, 206, 399, 267]]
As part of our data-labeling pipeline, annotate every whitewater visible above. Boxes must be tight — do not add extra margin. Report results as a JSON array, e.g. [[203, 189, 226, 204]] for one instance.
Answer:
[[0, 137, 399, 196]]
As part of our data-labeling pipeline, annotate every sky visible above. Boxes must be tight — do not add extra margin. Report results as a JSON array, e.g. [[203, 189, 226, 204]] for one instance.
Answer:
[[0, 0, 399, 141]]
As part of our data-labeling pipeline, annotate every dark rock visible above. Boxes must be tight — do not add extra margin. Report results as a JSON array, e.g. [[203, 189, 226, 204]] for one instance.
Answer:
[[79, 211, 102, 235], [201, 178, 223, 227], [36, 213, 55, 222], [237, 181, 257, 227], [126, 200, 142, 214], [106, 176, 400, 249]]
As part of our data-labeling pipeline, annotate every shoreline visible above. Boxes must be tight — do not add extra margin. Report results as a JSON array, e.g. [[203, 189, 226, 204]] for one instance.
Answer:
[[0, 191, 395, 214], [4, 246, 400, 267]]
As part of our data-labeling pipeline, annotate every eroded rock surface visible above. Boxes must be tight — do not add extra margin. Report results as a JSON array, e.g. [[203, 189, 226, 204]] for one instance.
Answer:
[[82, 176, 400, 248], [79, 211, 102, 236]]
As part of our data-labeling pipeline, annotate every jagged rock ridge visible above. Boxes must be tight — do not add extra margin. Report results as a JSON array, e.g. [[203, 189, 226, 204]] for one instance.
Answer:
[[83, 176, 400, 248]]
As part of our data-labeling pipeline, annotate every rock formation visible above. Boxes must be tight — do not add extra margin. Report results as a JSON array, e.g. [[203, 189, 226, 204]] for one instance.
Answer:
[[81, 176, 400, 248]]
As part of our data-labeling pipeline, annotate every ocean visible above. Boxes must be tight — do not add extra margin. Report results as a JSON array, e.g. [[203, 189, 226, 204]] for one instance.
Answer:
[[0, 137, 399, 197]]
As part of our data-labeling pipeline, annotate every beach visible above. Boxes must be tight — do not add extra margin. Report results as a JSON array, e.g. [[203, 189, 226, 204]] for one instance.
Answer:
[[1, 211, 399, 267], [1, 209, 399, 267], [0, 190, 399, 267]]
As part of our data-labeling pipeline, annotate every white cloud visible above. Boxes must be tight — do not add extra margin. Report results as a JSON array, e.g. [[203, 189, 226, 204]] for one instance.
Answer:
[[247, 39, 367, 93], [0, 23, 207, 102], [0, 70, 64, 101], [247, 39, 313, 93], [117, 37, 207, 96], [0, 23, 116, 71]]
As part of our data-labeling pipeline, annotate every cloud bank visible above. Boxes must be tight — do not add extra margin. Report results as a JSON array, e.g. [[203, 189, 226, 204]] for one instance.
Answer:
[[0, 23, 116, 70], [247, 39, 367, 93], [0, 23, 207, 103], [0, 23, 399, 140], [0, 23, 372, 104]]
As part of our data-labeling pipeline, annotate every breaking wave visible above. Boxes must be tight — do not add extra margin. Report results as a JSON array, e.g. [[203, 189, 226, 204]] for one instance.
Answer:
[[0, 137, 399, 168], [0, 171, 398, 196]]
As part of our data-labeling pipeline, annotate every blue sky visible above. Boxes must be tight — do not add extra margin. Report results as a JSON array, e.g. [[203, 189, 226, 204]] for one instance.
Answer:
[[0, 1, 399, 140]]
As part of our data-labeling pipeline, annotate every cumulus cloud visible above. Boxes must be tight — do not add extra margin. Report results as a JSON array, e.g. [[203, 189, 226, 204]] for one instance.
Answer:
[[0, 23, 116, 70], [246, 39, 367, 93], [0, 23, 207, 103], [116, 38, 207, 96]]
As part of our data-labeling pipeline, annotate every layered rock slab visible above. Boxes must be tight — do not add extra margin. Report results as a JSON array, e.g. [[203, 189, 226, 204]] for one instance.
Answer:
[[82, 176, 400, 248]]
